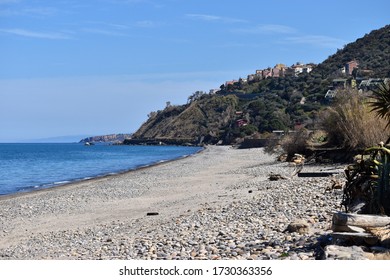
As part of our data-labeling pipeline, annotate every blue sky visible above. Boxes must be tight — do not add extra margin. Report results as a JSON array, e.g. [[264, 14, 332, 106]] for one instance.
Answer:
[[0, 0, 389, 142]]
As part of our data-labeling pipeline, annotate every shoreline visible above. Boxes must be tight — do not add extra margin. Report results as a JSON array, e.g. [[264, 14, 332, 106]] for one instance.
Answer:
[[0, 145, 345, 260], [0, 145, 204, 200]]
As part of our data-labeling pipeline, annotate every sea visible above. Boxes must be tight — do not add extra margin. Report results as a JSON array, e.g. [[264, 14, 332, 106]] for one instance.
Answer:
[[0, 143, 202, 196]]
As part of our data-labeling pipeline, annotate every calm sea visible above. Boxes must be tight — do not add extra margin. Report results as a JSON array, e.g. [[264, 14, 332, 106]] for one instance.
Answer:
[[0, 143, 202, 196]]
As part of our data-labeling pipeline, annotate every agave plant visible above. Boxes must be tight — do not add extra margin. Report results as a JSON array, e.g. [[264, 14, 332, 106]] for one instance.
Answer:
[[342, 81, 390, 215], [342, 144, 390, 215]]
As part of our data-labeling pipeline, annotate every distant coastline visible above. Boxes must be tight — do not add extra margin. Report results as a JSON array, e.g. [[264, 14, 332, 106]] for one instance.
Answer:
[[79, 133, 133, 144]]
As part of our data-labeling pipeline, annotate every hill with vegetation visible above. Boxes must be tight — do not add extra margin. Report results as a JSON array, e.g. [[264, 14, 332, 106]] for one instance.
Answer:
[[132, 94, 239, 144], [131, 25, 390, 145], [313, 24, 390, 78]]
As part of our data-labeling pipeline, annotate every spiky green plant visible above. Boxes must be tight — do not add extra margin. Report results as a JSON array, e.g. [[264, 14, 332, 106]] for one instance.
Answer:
[[365, 145, 390, 214], [369, 80, 390, 129], [342, 145, 390, 215], [342, 81, 390, 215]]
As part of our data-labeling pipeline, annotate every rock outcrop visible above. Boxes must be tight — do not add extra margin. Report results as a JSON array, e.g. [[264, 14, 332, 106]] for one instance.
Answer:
[[79, 134, 132, 144], [131, 95, 239, 145]]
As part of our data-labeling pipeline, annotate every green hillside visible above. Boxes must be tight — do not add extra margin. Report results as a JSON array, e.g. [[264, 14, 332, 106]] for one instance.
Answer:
[[132, 94, 239, 144], [131, 25, 390, 145], [313, 24, 390, 78]]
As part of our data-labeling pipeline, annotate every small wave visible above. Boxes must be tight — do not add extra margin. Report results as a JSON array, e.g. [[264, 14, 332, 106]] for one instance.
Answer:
[[53, 181, 71, 185]]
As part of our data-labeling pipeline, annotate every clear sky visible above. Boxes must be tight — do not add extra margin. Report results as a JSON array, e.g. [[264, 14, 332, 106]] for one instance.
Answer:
[[0, 0, 389, 142]]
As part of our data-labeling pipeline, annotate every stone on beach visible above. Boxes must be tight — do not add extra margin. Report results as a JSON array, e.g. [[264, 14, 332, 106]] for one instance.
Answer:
[[286, 220, 310, 234]]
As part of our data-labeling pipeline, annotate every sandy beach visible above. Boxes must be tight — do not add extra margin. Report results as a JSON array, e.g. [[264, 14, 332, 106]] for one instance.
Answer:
[[0, 146, 345, 260]]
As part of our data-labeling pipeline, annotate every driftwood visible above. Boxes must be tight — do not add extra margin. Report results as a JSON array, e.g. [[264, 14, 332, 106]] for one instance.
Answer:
[[298, 172, 338, 177], [331, 232, 379, 245], [367, 225, 390, 246], [332, 212, 390, 229], [331, 212, 390, 247], [332, 224, 366, 233]]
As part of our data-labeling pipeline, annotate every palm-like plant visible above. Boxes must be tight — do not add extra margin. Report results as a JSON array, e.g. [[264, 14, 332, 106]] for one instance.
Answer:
[[369, 80, 390, 130]]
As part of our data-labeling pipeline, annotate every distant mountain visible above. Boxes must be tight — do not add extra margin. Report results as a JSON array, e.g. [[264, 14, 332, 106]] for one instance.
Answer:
[[79, 133, 133, 144], [130, 25, 390, 145], [25, 135, 90, 143]]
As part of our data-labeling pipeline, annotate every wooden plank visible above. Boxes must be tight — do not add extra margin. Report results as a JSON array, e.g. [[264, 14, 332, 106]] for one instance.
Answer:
[[298, 172, 337, 177]]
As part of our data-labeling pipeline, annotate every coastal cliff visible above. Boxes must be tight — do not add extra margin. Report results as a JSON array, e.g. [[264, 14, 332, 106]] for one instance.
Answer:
[[131, 95, 239, 145]]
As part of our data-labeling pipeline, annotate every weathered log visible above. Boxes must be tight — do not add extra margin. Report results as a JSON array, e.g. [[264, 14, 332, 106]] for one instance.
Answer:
[[333, 212, 390, 229], [331, 232, 379, 245], [332, 224, 366, 233]]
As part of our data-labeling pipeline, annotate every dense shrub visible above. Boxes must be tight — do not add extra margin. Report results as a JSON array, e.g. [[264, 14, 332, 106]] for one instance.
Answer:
[[320, 89, 389, 151], [240, 124, 258, 136], [280, 128, 311, 159]]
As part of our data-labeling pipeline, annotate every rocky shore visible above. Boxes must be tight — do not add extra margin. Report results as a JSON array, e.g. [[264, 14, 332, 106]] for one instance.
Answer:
[[0, 146, 347, 260]]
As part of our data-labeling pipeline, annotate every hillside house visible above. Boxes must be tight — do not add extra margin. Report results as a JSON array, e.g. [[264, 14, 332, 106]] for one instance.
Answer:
[[272, 64, 287, 77], [239, 77, 248, 83], [345, 60, 359, 75], [292, 63, 304, 75], [284, 63, 306, 77], [274, 63, 286, 69], [271, 67, 283, 77], [225, 80, 238, 87], [247, 74, 256, 82], [236, 119, 248, 127], [261, 68, 272, 79], [302, 64, 315, 73]]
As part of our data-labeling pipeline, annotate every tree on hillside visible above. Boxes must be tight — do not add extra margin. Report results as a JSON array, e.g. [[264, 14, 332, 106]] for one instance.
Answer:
[[187, 91, 206, 104]]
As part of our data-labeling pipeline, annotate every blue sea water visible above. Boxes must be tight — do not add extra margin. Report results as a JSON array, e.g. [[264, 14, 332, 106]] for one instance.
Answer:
[[0, 143, 202, 196]]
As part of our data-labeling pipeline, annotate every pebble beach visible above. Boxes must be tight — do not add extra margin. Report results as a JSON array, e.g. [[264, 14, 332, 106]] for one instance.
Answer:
[[0, 146, 346, 260]]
